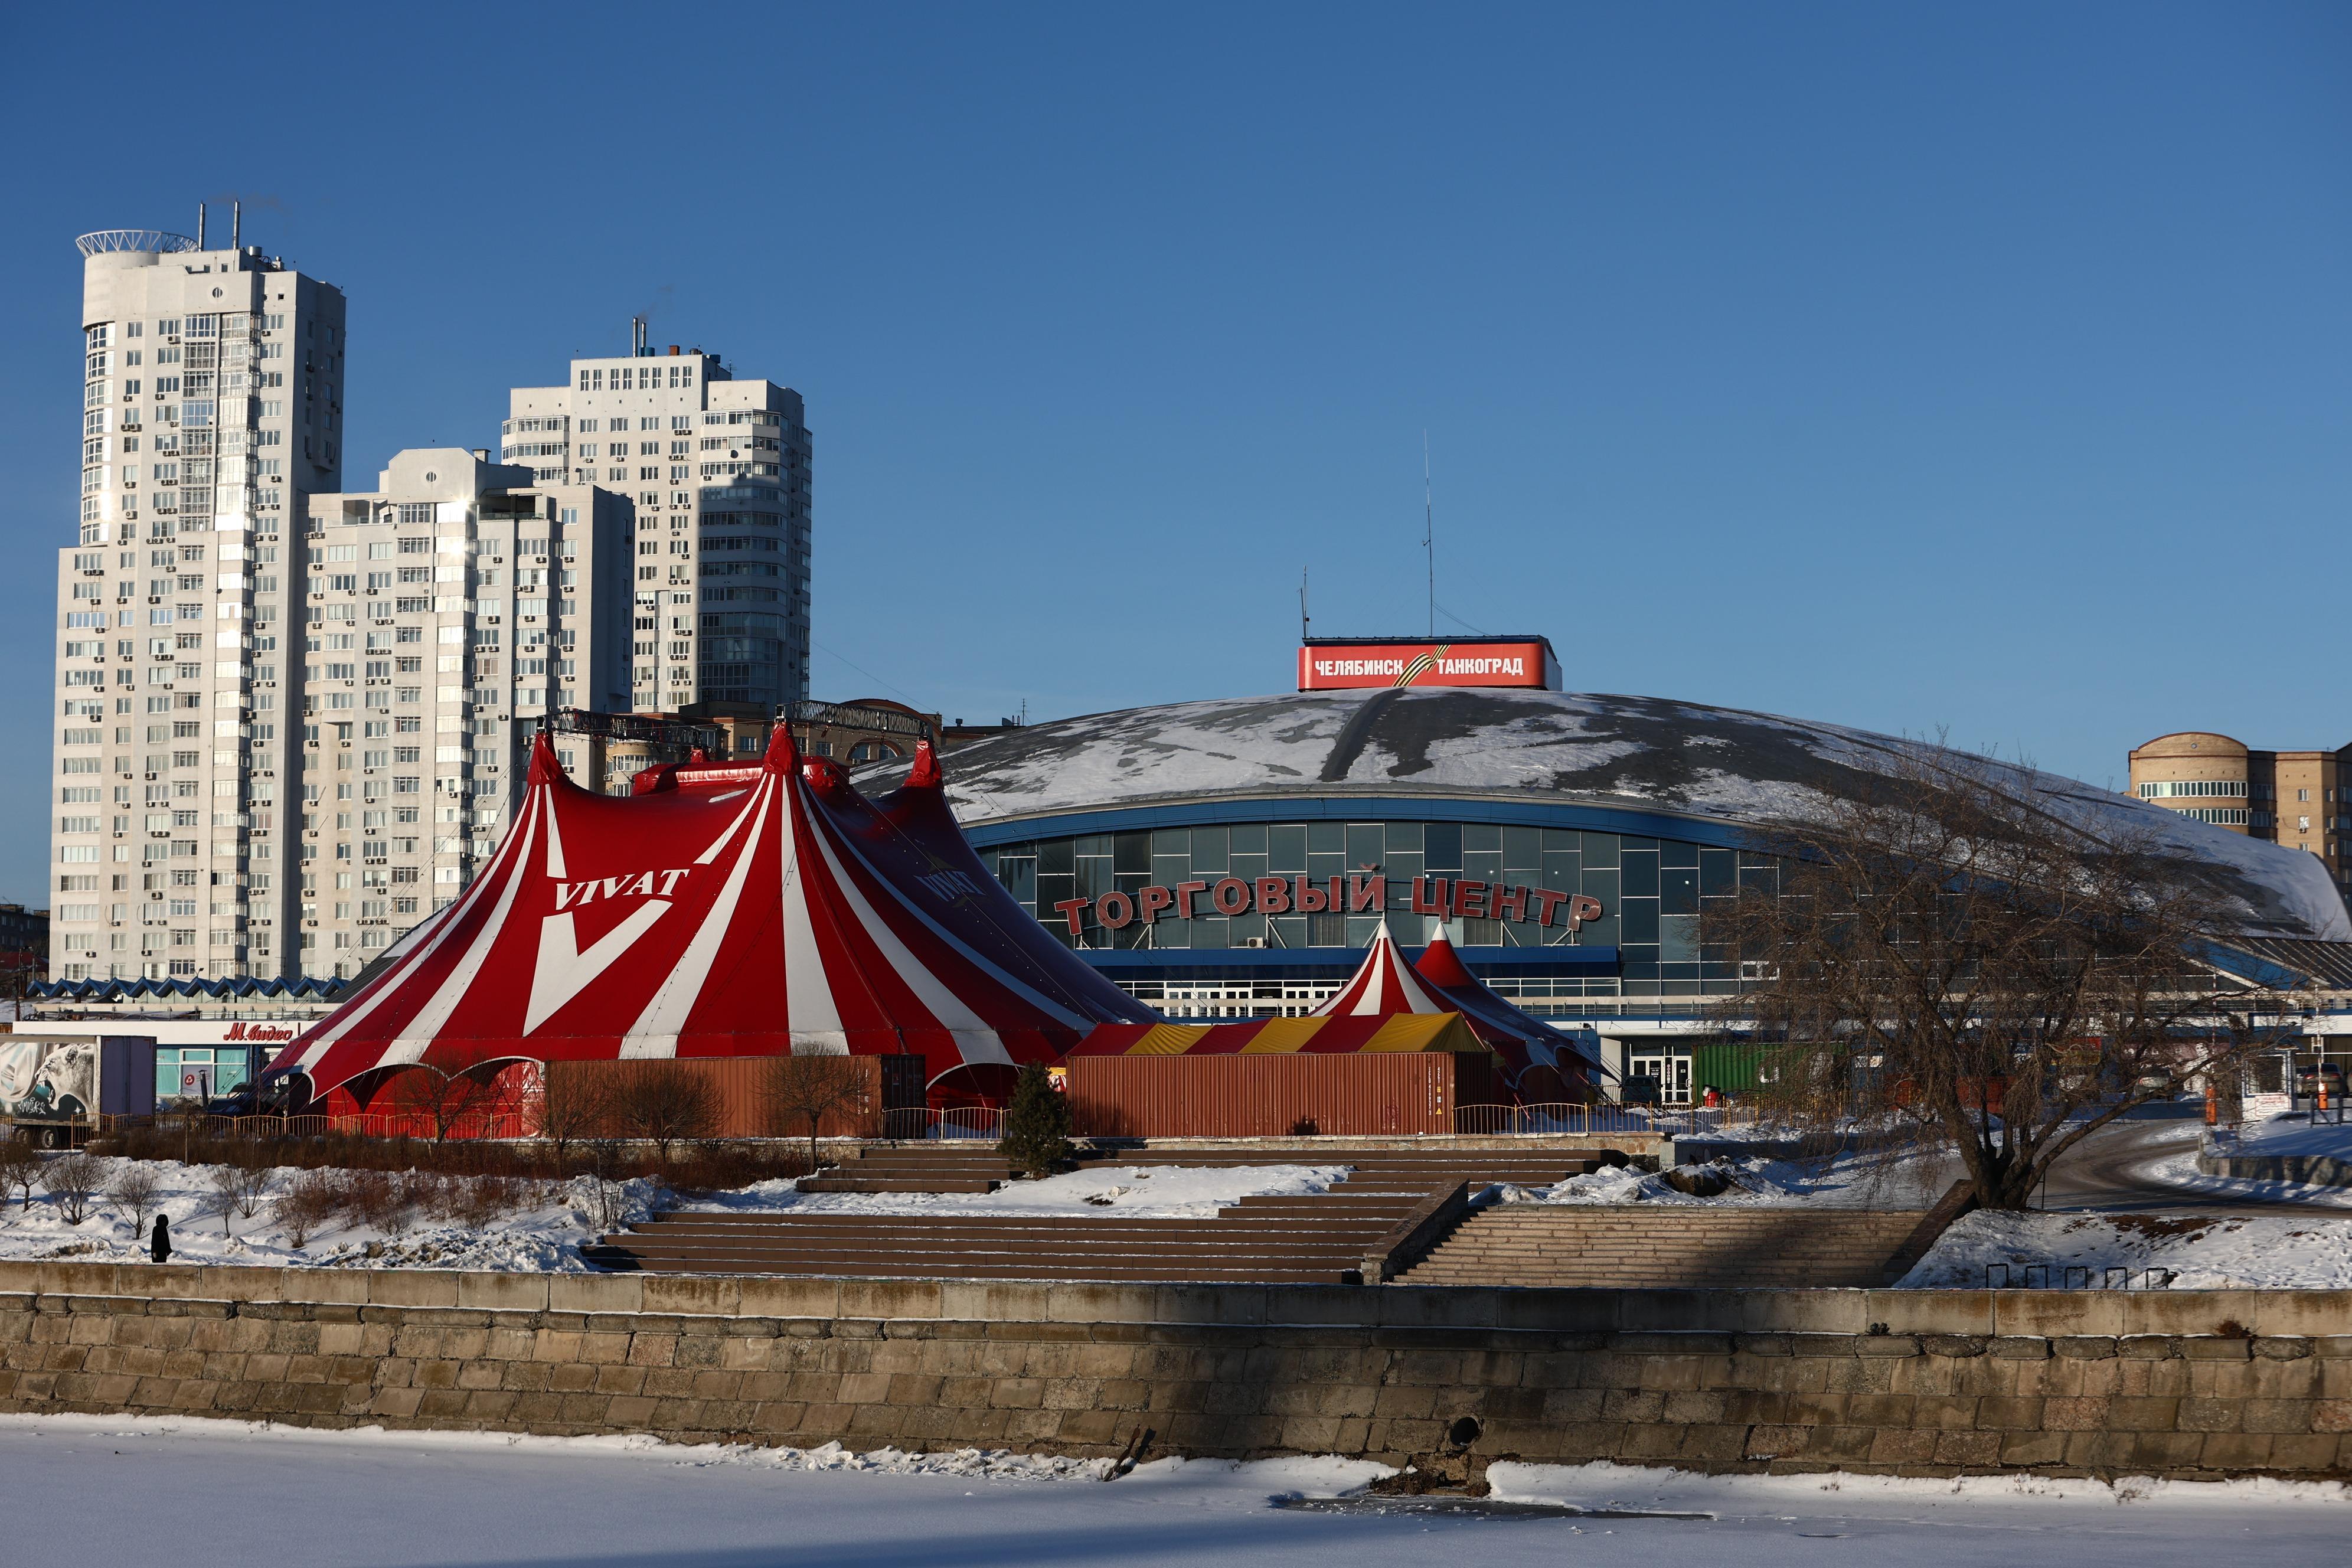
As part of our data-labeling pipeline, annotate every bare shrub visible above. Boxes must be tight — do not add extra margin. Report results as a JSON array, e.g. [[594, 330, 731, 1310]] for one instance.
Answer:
[[538, 1067, 618, 1173], [762, 1054, 871, 1173], [278, 1168, 342, 1249], [204, 1164, 243, 1236], [452, 1175, 524, 1229], [622, 1067, 720, 1167], [580, 1138, 634, 1233], [40, 1151, 106, 1226], [226, 1150, 277, 1221], [408, 1170, 458, 1223], [0, 1139, 41, 1211], [340, 1168, 413, 1236], [105, 1163, 164, 1241], [396, 1170, 443, 1229]]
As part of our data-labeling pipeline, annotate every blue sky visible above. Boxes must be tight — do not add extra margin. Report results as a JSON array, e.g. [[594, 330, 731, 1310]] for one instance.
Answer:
[[1, 2, 2347, 906]]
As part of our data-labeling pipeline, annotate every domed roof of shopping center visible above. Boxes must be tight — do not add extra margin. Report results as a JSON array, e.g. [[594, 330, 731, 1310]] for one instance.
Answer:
[[898, 687, 2352, 945]]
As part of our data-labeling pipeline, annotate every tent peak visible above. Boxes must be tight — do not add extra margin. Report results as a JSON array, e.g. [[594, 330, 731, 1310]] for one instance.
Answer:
[[1415, 925, 1477, 988], [526, 731, 565, 786], [904, 739, 943, 789]]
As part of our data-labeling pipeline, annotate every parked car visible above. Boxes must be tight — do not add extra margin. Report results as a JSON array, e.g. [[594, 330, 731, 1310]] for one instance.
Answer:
[[200, 1083, 262, 1117], [202, 1078, 302, 1119]]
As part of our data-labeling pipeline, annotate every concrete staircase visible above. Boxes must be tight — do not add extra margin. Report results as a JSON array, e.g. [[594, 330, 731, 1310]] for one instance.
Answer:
[[586, 1144, 1618, 1282], [1397, 1204, 1939, 1288], [794, 1145, 1011, 1194]]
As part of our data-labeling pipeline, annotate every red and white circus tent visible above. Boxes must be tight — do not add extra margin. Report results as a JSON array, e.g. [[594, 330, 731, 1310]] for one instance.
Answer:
[[1311, 921, 1456, 1018], [1312, 921, 1596, 1103], [271, 730, 1158, 1109], [1410, 926, 1602, 1103]]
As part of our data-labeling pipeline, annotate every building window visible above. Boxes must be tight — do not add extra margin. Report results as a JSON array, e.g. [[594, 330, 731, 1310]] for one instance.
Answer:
[[2137, 779, 2247, 799]]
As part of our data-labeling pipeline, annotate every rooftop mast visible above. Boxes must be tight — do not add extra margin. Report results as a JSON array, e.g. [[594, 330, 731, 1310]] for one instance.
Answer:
[[1423, 432, 1435, 638]]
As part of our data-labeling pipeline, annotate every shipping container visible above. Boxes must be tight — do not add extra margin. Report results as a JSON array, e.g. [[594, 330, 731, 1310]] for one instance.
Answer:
[[1691, 1041, 1767, 1097], [541, 1054, 926, 1140], [1066, 1052, 1500, 1138], [96, 1036, 158, 1117], [0, 1034, 154, 1143]]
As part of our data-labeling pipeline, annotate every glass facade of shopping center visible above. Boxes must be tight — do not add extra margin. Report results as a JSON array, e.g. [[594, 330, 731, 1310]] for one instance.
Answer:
[[974, 817, 1786, 998]]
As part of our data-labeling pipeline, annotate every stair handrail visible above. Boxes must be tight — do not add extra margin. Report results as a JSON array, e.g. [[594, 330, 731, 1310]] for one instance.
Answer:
[[1359, 1179, 1484, 1283]]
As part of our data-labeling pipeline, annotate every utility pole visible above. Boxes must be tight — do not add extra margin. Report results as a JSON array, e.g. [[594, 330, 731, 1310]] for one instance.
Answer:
[[1423, 432, 1435, 638]]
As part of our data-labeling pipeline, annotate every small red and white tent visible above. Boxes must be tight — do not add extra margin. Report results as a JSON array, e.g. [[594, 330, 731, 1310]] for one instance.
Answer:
[[1313, 922, 1596, 1103], [272, 730, 1157, 1108], [1411, 927, 1602, 1103], [1311, 921, 1456, 1018]]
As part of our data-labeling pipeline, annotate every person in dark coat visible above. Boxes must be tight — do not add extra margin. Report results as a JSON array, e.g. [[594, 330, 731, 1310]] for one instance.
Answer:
[[150, 1212, 171, 1264]]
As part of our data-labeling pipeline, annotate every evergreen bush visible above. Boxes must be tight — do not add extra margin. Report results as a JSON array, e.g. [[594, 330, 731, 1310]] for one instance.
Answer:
[[998, 1063, 1073, 1177]]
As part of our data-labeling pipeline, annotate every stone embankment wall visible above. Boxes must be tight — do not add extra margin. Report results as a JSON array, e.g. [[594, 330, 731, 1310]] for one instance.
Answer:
[[2199, 1149, 2352, 1189], [1, 1262, 2347, 1479]]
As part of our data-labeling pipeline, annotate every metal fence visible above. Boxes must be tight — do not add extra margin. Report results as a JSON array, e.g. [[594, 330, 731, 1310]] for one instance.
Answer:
[[1452, 1103, 1765, 1137], [1982, 1263, 2177, 1290], [99, 1110, 534, 1142]]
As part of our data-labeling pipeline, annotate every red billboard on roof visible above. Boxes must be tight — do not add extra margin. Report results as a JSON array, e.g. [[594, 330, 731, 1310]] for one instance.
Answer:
[[1297, 636, 1561, 692]]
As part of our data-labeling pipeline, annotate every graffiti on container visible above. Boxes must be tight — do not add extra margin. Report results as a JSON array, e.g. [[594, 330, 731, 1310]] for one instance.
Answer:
[[0, 1040, 96, 1121]]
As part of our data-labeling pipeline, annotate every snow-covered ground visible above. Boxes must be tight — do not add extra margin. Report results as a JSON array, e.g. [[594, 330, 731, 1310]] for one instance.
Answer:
[[0, 1415, 2340, 1567], [1503, 1146, 1961, 1210], [2140, 1146, 2352, 1210], [0, 1157, 664, 1272], [1513, 1136, 2352, 1289], [2209, 1108, 2352, 1160], [0, 1157, 1346, 1271], [688, 1162, 1348, 1220], [1900, 1210, 2352, 1291]]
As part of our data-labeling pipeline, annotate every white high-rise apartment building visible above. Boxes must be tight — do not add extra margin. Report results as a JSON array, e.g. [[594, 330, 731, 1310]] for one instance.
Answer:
[[51, 218, 347, 982], [297, 450, 632, 977], [504, 327, 811, 713]]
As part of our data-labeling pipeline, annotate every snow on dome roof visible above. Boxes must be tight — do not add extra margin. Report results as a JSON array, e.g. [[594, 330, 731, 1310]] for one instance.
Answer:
[[911, 688, 2352, 945]]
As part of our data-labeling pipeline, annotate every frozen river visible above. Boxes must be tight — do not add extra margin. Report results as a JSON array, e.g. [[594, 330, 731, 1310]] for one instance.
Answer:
[[0, 1414, 2341, 1567]]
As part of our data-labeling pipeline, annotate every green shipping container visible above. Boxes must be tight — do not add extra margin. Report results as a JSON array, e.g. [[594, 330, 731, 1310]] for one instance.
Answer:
[[1691, 1041, 1768, 1097]]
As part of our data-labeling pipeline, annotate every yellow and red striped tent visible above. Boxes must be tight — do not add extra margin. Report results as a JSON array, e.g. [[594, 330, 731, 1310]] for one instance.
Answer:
[[1064, 1012, 1487, 1057]]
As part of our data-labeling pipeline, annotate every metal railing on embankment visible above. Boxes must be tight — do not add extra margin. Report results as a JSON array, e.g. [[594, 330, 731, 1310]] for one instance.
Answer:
[[1451, 1102, 1763, 1137], [1983, 1263, 2177, 1290], [96, 1109, 535, 1143]]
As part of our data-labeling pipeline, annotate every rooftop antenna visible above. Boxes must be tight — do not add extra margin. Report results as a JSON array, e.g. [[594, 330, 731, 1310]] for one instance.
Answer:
[[231, 199, 240, 251], [196, 202, 206, 250], [1423, 431, 1435, 638], [630, 315, 648, 357], [1299, 567, 1311, 641]]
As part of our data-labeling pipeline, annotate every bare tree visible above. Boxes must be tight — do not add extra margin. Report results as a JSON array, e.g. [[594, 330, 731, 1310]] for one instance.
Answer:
[[538, 1065, 619, 1173], [622, 1067, 721, 1166], [40, 1151, 107, 1226], [386, 1046, 512, 1143], [1703, 744, 2288, 1211], [277, 1168, 341, 1249], [204, 1163, 244, 1236], [0, 1139, 40, 1211], [106, 1163, 164, 1242], [762, 1054, 871, 1172], [580, 1136, 633, 1233], [226, 1152, 277, 1221]]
